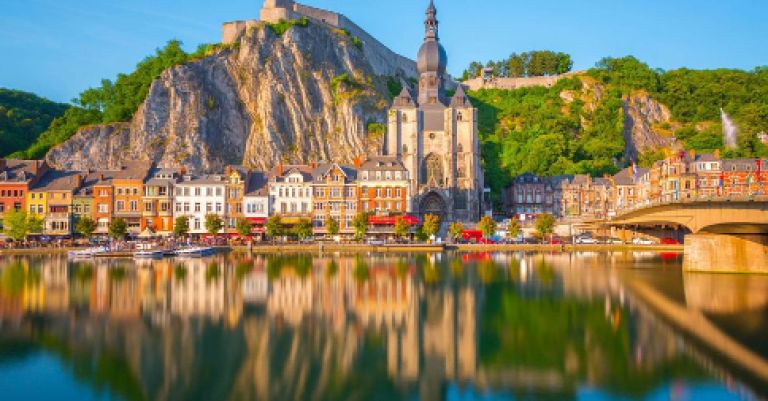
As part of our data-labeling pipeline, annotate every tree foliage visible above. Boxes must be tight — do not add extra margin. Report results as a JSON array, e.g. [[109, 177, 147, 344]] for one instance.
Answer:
[[351, 212, 370, 241], [108, 218, 128, 239], [477, 216, 497, 238], [204, 214, 223, 235], [173, 216, 189, 237], [0, 88, 68, 157], [421, 214, 440, 239], [325, 216, 340, 236], [394, 216, 411, 239], [535, 213, 556, 240], [265, 215, 284, 239], [507, 218, 521, 240], [2, 210, 31, 241], [292, 219, 313, 240], [448, 222, 464, 241], [235, 218, 253, 237], [75, 216, 96, 238], [462, 51, 573, 80]]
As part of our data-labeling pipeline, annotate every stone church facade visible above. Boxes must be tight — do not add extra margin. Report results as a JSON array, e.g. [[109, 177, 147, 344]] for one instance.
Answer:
[[384, 1, 484, 222]]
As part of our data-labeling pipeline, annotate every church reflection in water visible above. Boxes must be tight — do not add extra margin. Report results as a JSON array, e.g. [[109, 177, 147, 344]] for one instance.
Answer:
[[0, 251, 764, 400]]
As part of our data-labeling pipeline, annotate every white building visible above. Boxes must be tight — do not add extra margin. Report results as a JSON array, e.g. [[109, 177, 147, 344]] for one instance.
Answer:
[[174, 174, 227, 235], [267, 164, 314, 222], [243, 172, 269, 234]]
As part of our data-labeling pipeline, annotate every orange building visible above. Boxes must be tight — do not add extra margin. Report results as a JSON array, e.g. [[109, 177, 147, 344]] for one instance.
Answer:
[[357, 156, 410, 215], [141, 168, 178, 235], [0, 159, 47, 222], [92, 172, 117, 236], [225, 166, 250, 233], [112, 162, 152, 235]]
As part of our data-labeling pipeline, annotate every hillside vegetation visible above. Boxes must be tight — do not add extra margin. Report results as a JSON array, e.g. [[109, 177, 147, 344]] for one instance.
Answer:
[[0, 89, 68, 157], [471, 56, 768, 197]]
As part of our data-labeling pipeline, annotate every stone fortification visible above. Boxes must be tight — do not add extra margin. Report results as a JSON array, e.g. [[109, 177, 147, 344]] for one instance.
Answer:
[[222, 1, 417, 78], [463, 72, 582, 91]]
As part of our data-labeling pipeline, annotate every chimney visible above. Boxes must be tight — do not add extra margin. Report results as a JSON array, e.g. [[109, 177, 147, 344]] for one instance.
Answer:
[[100, 174, 105, 181], [688, 149, 696, 159], [75, 174, 83, 188], [277, 162, 284, 176], [353, 156, 363, 169], [178, 167, 187, 177], [714, 149, 721, 160]]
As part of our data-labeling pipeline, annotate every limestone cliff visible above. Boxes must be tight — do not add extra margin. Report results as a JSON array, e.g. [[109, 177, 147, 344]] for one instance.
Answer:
[[47, 21, 414, 172], [622, 92, 673, 160]]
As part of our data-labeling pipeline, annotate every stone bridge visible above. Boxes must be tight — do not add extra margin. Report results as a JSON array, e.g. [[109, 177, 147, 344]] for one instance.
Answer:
[[607, 198, 768, 273]]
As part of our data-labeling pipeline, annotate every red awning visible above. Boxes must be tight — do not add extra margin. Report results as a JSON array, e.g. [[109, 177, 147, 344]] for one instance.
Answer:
[[368, 215, 419, 226], [247, 217, 267, 225]]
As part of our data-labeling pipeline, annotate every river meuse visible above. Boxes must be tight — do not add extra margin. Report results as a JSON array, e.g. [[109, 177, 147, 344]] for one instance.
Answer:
[[0, 251, 766, 400]]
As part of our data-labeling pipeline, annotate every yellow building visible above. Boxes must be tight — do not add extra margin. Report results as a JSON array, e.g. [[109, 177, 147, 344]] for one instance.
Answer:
[[26, 188, 46, 218]]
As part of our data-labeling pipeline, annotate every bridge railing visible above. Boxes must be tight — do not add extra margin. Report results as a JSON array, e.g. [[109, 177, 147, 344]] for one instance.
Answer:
[[610, 194, 768, 221]]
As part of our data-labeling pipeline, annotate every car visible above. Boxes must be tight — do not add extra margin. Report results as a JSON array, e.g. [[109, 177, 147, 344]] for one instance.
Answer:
[[660, 237, 681, 245], [575, 236, 599, 244], [632, 237, 655, 245], [366, 239, 385, 246], [478, 237, 497, 245], [547, 236, 563, 245], [604, 237, 625, 244]]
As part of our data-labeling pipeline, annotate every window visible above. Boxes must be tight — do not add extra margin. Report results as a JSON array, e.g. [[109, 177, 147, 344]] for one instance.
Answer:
[[116, 200, 125, 211], [216, 188, 222, 196], [145, 202, 153, 212], [98, 203, 109, 213], [216, 203, 222, 212], [195, 203, 201, 212], [176, 202, 182, 212], [129, 201, 137, 211], [206, 202, 212, 212]]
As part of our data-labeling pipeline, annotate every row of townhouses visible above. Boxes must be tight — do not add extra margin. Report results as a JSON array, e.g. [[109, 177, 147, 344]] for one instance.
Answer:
[[503, 149, 767, 221], [0, 156, 414, 237]]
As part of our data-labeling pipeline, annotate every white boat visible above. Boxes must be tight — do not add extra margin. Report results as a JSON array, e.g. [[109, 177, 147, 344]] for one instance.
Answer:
[[133, 249, 164, 258], [67, 246, 108, 258], [174, 246, 215, 257]]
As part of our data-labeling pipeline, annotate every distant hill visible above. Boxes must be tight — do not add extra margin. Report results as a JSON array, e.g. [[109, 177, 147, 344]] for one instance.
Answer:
[[0, 89, 69, 157]]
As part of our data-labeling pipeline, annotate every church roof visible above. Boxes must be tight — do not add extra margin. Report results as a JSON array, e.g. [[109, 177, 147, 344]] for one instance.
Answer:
[[393, 86, 416, 107], [450, 84, 471, 108]]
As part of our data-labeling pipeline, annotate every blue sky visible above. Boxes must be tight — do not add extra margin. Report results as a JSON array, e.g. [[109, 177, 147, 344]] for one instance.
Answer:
[[1, 0, 767, 103]]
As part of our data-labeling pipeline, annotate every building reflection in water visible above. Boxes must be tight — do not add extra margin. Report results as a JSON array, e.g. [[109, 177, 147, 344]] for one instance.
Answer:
[[0, 251, 764, 400]]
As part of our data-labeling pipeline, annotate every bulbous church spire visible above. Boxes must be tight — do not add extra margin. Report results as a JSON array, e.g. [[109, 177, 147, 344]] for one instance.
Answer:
[[416, 0, 447, 104]]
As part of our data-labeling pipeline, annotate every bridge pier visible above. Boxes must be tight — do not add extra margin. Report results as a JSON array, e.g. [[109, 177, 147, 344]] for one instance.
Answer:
[[684, 233, 768, 273]]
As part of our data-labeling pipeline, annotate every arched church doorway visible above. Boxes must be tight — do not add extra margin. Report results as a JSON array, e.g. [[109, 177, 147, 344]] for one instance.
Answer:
[[419, 191, 447, 221]]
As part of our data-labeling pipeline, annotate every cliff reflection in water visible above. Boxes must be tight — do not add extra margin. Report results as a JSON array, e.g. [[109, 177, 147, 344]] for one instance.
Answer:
[[0, 252, 760, 400]]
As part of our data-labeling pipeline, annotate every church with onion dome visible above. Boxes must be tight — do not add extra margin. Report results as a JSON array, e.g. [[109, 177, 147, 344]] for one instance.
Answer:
[[385, 0, 484, 222]]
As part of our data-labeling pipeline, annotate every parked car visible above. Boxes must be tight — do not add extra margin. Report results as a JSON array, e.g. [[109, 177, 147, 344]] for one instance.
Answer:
[[632, 237, 656, 245], [604, 237, 625, 244], [575, 236, 599, 244], [547, 236, 563, 245], [660, 237, 681, 245], [523, 237, 541, 244], [478, 237, 497, 245]]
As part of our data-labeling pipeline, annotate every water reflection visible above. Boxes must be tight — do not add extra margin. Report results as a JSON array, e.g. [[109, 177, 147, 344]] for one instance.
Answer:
[[0, 252, 764, 400]]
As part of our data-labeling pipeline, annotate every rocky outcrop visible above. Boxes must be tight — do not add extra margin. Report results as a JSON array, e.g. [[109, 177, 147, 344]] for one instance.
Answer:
[[47, 21, 413, 172], [622, 92, 673, 160]]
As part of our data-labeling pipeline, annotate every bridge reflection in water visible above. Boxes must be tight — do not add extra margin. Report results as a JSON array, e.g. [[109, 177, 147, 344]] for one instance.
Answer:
[[0, 252, 765, 400]]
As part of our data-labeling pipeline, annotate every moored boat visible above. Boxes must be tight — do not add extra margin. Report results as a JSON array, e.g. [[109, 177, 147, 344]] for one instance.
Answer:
[[133, 249, 165, 259]]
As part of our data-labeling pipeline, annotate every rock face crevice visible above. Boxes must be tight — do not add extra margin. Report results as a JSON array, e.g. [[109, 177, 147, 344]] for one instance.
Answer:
[[622, 93, 673, 160], [47, 22, 414, 172]]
